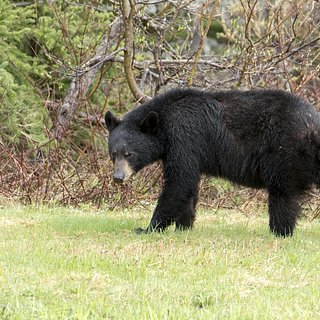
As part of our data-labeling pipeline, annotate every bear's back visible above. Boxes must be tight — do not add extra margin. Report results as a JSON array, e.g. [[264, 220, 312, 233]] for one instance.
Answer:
[[211, 89, 318, 145]]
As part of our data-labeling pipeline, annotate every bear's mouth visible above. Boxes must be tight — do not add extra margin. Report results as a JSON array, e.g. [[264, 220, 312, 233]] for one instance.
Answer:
[[113, 159, 134, 183]]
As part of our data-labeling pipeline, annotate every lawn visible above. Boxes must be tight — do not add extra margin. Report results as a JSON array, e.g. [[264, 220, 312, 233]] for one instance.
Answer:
[[0, 202, 320, 319]]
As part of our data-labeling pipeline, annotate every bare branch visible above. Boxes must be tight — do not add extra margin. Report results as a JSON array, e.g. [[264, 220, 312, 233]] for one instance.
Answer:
[[188, 0, 220, 86], [51, 17, 123, 141], [122, 0, 151, 103], [68, 48, 125, 77]]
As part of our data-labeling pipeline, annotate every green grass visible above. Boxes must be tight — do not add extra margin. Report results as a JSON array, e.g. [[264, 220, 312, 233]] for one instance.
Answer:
[[1, 203, 320, 319]]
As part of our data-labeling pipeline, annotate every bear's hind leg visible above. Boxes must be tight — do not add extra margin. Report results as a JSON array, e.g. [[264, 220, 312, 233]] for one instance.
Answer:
[[268, 192, 301, 237]]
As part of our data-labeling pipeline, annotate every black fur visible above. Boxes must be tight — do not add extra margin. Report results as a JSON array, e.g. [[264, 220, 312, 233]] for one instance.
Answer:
[[105, 88, 320, 237]]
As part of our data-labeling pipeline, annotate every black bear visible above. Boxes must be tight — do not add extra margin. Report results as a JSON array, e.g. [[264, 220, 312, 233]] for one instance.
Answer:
[[105, 88, 320, 237]]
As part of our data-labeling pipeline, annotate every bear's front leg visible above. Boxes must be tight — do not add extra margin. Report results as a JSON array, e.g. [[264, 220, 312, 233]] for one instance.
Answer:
[[135, 171, 200, 234], [268, 192, 301, 237], [175, 195, 198, 230], [134, 205, 175, 234]]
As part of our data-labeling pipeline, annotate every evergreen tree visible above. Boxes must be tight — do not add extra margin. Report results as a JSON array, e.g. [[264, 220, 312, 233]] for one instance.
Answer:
[[0, 1, 49, 147]]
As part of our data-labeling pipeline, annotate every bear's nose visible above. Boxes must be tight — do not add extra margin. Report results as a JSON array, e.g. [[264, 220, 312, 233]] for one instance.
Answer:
[[113, 171, 124, 183]]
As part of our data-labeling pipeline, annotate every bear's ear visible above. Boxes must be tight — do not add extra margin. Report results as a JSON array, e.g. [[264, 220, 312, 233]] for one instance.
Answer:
[[105, 111, 120, 131], [140, 111, 159, 134]]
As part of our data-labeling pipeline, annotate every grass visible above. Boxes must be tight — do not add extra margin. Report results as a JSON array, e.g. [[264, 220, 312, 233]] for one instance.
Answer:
[[0, 202, 320, 319]]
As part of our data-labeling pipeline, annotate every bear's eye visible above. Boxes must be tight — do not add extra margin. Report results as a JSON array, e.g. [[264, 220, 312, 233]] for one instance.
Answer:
[[124, 152, 133, 158], [111, 151, 116, 162]]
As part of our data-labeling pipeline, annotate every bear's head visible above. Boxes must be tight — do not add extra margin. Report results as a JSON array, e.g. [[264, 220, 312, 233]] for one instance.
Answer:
[[105, 110, 161, 184]]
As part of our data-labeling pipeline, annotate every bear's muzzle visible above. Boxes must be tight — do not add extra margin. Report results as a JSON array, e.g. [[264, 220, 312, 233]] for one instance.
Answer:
[[113, 159, 133, 183]]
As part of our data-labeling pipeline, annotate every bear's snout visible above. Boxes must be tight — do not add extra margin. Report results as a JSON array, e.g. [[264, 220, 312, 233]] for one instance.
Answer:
[[113, 170, 125, 183], [113, 158, 133, 183]]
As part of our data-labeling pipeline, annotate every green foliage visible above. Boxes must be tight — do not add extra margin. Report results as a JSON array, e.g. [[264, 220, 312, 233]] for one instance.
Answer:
[[0, 69, 47, 145], [30, 1, 118, 148], [0, 1, 49, 146], [0, 1, 119, 148], [33, 1, 115, 93], [207, 20, 225, 40]]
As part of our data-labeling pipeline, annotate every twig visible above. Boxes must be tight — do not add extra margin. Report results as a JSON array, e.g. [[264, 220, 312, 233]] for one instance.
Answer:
[[68, 48, 125, 77], [188, 0, 220, 86], [122, 0, 151, 103]]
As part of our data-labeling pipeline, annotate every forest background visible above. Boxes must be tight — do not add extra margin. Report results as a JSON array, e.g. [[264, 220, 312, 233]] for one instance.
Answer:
[[1, 0, 319, 213]]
